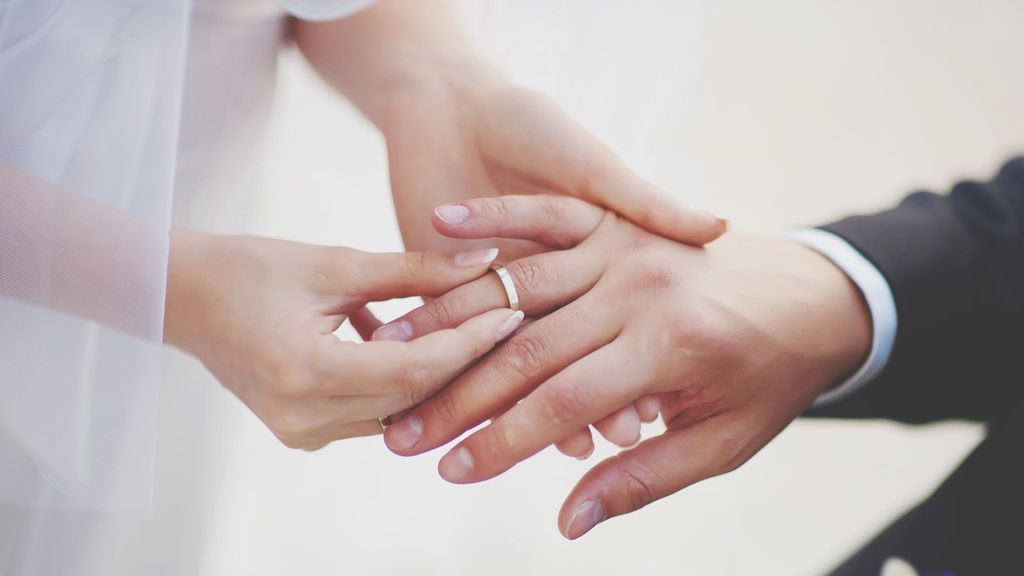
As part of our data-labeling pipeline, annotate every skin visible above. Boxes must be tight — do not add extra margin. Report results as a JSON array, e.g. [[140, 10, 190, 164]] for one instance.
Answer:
[[375, 195, 873, 539], [294, 0, 728, 261], [157, 0, 726, 451], [163, 228, 523, 450], [296, 0, 705, 439]]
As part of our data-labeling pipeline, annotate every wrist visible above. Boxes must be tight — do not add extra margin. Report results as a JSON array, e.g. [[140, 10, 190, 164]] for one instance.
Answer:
[[796, 241, 874, 393], [164, 227, 214, 352], [373, 59, 505, 133]]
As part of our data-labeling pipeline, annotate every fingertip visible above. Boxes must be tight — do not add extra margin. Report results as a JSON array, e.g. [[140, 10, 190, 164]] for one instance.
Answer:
[[372, 320, 413, 342], [636, 395, 661, 423], [452, 247, 499, 268], [494, 309, 524, 342], [383, 414, 423, 454], [594, 406, 642, 448], [560, 499, 607, 540], [434, 203, 470, 226], [555, 428, 595, 460], [438, 445, 476, 483]]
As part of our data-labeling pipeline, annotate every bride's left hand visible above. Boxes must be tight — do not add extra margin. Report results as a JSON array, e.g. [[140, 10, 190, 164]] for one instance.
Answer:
[[378, 67, 728, 259]]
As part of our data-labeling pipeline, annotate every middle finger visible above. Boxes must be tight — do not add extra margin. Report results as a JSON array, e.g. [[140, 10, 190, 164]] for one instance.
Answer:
[[373, 246, 607, 342]]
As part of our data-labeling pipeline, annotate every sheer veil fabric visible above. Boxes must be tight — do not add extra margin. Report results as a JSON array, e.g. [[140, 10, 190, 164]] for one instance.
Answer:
[[0, 0, 372, 573]]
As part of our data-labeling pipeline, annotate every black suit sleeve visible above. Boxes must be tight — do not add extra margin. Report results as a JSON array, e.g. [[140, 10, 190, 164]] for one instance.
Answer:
[[807, 157, 1024, 425]]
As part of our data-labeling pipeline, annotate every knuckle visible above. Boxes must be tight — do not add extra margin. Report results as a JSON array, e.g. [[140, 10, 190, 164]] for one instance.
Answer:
[[262, 352, 311, 399], [404, 250, 431, 278], [314, 246, 357, 283], [507, 258, 546, 300], [478, 196, 509, 225], [426, 388, 462, 428], [479, 424, 515, 461], [627, 257, 682, 292], [265, 403, 313, 449], [398, 359, 436, 402], [422, 294, 458, 329], [543, 383, 589, 426], [499, 333, 547, 379], [536, 195, 565, 222], [620, 460, 659, 512]]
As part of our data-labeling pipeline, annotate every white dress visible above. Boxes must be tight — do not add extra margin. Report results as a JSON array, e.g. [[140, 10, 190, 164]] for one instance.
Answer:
[[0, 1, 371, 574]]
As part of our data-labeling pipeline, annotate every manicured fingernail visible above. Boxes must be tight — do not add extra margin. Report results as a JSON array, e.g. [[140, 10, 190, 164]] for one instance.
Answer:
[[372, 320, 412, 342], [434, 204, 470, 225], [494, 310, 525, 342], [721, 218, 732, 233], [564, 500, 606, 539], [453, 247, 499, 268], [385, 415, 422, 450], [439, 446, 474, 482]]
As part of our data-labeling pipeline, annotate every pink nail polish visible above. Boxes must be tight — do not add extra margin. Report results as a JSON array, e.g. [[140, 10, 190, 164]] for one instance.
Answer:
[[434, 204, 470, 225], [453, 248, 499, 268], [372, 320, 413, 342], [564, 500, 606, 539], [494, 310, 524, 342]]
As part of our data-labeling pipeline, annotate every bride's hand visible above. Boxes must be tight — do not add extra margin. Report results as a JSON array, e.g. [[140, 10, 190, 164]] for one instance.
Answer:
[[378, 67, 728, 260], [374, 196, 871, 537], [163, 229, 522, 450]]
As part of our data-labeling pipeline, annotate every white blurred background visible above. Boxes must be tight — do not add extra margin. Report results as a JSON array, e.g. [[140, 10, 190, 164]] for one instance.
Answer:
[[163, 1, 1024, 574]]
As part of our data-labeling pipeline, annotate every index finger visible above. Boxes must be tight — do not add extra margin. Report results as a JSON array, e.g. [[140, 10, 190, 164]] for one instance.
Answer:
[[435, 338, 645, 484], [313, 308, 523, 404]]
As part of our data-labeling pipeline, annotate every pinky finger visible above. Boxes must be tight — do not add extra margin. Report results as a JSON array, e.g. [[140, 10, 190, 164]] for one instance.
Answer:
[[593, 405, 641, 447], [555, 428, 595, 460], [636, 395, 661, 423]]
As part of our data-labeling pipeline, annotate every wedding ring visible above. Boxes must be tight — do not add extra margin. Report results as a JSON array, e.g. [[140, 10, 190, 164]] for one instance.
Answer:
[[377, 415, 392, 431], [490, 263, 520, 311]]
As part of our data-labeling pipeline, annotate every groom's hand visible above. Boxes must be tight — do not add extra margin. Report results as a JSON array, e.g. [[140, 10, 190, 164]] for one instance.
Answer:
[[375, 195, 871, 538]]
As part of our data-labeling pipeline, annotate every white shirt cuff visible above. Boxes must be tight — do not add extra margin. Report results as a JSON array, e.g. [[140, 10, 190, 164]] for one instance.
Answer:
[[786, 228, 898, 406]]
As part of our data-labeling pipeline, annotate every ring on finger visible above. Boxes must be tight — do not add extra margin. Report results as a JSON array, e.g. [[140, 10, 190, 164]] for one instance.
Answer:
[[490, 263, 521, 312]]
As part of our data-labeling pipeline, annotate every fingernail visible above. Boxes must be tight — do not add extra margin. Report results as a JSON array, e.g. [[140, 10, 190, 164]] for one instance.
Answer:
[[575, 444, 594, 461], [434, 204, 470, 225], [385, 415, 422, 450], [564, 500, 606, 539], [494, 310, 525, 342], [372, 320, 413, 342], [439, 446, 474, 482], [453, 247, 499, 268], [721, 218, 732, 233]]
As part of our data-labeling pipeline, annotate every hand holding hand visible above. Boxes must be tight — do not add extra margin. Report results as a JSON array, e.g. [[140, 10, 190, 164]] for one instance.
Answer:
[[380, 68, 728, 258], [164, 229, 522, 450], [375, 196, 871, 537]]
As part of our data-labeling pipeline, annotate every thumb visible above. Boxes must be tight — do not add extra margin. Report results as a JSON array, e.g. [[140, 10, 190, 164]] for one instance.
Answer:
[[581, 154, 729, 246], [558, 417, 735, 540], [343, 247, 499, 302]]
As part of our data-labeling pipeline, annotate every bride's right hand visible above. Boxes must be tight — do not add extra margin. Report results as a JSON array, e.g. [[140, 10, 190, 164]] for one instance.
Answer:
[[163, 228, 522, 450]]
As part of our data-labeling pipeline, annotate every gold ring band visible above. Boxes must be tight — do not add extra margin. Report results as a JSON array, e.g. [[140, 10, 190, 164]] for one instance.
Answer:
[[490, 263, 520, 311]]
